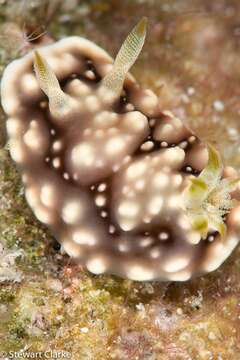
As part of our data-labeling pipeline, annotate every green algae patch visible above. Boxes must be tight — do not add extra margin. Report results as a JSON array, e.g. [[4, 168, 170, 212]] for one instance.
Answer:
[[0, 287, 16, 304]]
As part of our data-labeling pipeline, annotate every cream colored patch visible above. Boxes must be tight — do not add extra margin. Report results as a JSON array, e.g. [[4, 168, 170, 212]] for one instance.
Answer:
[[52, 157, 61, 168], [126, 162, 147, 179], [24, 128, 40, 150], [71, 142, 95, 167], [9, 140, 24, 163], [73, 229, 97, 246], [21, 73, 39, 93], [105, 136, 126, 155], [25, 187, 39, 208], [62, 201, 83, 224], [6, 118, 22, 137], [163, 256, 190, 273], [40, 184, 56, 208], [52, 140, 63, 152], [85, 95, 100, 112], [118, 201, 140, 217], [127, 265, 154, 281], [95, 195, 106, 207], [147, 196, 163, 215], [35, 206, 53, 224], [152, 172, 169, 189], [86, 257, 107, 274]]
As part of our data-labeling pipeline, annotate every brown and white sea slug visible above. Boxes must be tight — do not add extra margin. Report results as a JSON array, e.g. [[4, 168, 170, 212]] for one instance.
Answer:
[[1, 18, 240, 281]]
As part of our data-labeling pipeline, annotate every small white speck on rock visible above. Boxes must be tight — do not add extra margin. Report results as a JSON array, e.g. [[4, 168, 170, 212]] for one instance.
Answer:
[[208, 331, 217, 340], [187, 87, 195, 96], [176, 308, 183, 315], [141, 283, 154, 294], [181, 93, 190, 104], [80, 327, 89, 333], [46, 279, 63, 292], [213, 100, 225, 112], [136, 303, 145, 311]]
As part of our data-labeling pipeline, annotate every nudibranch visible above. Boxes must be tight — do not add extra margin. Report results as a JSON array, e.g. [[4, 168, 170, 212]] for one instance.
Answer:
[[1, 18, 240, 281]]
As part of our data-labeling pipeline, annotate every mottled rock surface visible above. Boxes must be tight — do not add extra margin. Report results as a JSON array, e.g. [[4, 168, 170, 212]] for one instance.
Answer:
[[0, 0, 240, 359]]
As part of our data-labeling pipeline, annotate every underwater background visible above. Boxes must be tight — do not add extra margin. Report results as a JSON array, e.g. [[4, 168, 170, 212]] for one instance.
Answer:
[[0, 0, 240, 359]]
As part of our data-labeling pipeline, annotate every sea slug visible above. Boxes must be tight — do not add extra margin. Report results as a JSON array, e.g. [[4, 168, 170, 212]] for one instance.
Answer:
[[1, 18, 240, 281]]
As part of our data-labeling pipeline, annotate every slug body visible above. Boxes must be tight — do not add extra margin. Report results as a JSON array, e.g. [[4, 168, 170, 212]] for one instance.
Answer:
[[1, 21, 240, 281]]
